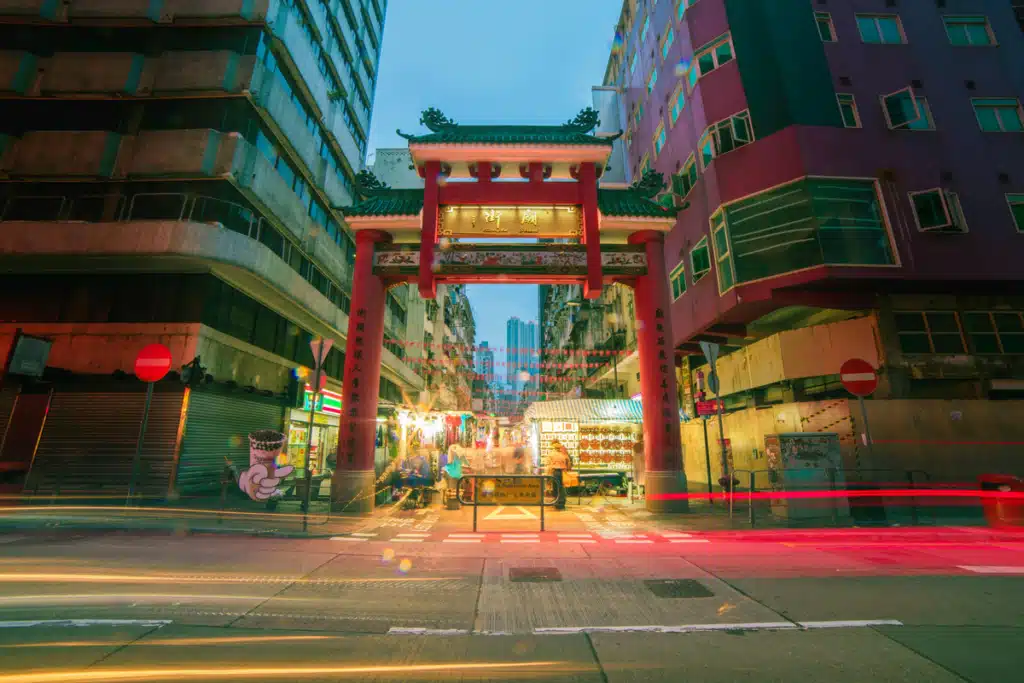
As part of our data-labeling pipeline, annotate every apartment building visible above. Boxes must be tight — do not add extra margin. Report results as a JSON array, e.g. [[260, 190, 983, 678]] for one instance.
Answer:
[[0, 0, 425, 496], [606, 0, 1024, 484]]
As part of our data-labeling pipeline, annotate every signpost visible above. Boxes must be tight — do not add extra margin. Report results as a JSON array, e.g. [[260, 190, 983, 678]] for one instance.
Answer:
[[302, 337, 333, 529], [129, 344, 172, 502], [840, 358, 878, 465]]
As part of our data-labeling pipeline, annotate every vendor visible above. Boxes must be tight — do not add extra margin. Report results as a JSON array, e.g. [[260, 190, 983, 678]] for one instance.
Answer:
[[546, 440, 572, 510]]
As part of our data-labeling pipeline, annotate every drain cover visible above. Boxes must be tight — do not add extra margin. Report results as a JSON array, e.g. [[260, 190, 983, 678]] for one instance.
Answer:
[[644, 579, 714, 598], [510, 567, 562, 582]]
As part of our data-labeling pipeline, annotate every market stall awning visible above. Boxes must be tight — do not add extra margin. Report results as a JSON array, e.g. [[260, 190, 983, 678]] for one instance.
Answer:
[[523, 399, 644, 424]]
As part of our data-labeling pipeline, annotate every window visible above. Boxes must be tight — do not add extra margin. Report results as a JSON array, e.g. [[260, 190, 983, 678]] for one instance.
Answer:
[[710, 211, 734, 291], [653, 123, 667, 157], [640, 15, 650, 43], [662, 28, 675, 60], [894, 312, 966, 354], [963, 312, 1024, 354], [677, 0, 697, 21], [837, 93, 861, 128], [647, 67, 658, 94], [630, 51, 638, 74], [857, 14, 905, 44], [1008, 194, 1024, 232], [670, 263, 686, 300], [672, 154, 698, 199], [944, 16, 995, 46], [905, 97, 935, 130], [690, 237, 711, 283], [973, 98, 1024, 132], [690, 34, 734, 90], [816, 12, 836, 42], [697, 111, 753, 169], [639, 153, 650, 177], [910, 189, 967, 233], [669, 86, 686, 125], [881, 87, 922, 129]]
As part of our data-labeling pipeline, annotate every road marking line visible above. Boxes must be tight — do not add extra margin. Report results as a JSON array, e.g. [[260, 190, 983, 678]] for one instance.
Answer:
[[448, 534, 485, 538], [395, 533, 431, 537], [392, 538, 424, 543], [559, 539, 597, 544], [958, 565, 1024, 574], [799, 620, 904, 629], [351, 532, 378, 537], [669, 539, 711, 544], [442, 539, 482, 543], [661, 532, 694, 537], [557, 534, 594, 538], [0, 619, 173, 629], [501, 534, 539, 538], [387, 627, 470, 635], [330, 537, 368, 542], [615, 539, 654, 544], [500, 539, 539, 544]]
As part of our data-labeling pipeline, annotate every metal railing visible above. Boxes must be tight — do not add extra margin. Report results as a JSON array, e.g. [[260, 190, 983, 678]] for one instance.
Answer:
[[728, 467, 932, 528]]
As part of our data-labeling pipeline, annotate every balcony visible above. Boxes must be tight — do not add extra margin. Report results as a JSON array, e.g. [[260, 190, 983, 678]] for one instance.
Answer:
[[152, 51, 255, 93], [41, 52, 150, 95], [0, 51, 35, 94], [119, 129, 242, 177], [4, 131, 123, 177]]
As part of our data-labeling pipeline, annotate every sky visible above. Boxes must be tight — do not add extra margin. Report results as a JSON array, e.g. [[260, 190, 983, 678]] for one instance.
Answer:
[[367, 0, 623, 365]]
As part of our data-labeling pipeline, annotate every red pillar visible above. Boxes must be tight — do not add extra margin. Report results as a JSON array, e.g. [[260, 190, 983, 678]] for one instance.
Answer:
[[419, 160, 441, 300], [579, 162, 602, 299], [629, 230, 689, 513], [333, 229, 391, 513]]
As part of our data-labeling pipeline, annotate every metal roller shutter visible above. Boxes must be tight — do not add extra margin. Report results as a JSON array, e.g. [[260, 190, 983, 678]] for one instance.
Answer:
[[175, 390, 286, 495], [28, 388, 185, 496]]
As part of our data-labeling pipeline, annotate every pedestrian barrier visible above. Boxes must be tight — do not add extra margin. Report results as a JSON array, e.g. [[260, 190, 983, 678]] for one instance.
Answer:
[[456, 474, 557, 532]]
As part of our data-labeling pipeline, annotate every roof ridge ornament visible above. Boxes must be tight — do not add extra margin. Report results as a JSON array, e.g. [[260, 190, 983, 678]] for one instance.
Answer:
[[563, 107, 601, 133], [397, 107, 458, 140], [630, 169, 666, 199], [355, 169, 392, 197]]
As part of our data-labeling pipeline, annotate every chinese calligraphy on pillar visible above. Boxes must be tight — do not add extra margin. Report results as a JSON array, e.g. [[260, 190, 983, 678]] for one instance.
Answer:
[[654, 308, 677, 449]]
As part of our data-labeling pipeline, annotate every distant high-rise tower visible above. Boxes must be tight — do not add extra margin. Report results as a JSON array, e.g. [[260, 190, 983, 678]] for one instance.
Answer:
[[476, 341, 495, 382], [506, 317, 539, 389]]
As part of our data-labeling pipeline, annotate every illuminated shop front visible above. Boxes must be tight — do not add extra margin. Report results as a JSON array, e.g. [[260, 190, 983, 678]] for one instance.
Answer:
[[286, 384, 342, 474]]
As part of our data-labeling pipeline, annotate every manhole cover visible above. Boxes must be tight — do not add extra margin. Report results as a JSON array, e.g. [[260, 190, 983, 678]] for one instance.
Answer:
[[644, 579, 714, 598], [510, 567, 562, 582]]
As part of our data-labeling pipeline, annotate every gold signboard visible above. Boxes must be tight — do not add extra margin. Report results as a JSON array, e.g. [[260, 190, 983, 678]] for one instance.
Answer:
[[476, 477, 543, 505], [439, 205, 582, 239]]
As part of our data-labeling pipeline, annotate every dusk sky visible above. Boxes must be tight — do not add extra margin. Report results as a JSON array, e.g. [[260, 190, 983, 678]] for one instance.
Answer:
[[367, 0, 622, 363]]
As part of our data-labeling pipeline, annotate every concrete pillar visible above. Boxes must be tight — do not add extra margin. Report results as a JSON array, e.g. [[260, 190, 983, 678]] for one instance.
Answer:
[[418, 160, 440, 299], [630, 230, 689, 513], [579, 162, 603, 299], [332, 230, 391, 513]]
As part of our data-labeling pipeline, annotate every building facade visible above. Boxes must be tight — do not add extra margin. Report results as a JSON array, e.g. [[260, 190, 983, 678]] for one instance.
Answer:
[[505, 317, 539, 389], [0, 0, 425, 497], [605, 0, 1024, 485]]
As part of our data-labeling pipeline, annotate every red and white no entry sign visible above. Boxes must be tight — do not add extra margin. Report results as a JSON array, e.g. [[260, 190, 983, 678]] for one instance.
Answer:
[[840, 358, 878, 397], [134, 343, 172, 383]]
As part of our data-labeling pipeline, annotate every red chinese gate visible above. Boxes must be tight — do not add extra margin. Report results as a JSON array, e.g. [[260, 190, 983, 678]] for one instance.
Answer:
[[334, 108, 688, 513]]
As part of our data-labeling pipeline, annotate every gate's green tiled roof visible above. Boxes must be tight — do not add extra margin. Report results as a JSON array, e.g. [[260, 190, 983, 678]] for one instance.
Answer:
[[397, 107, 621, 147], [340, 188, 674, 219]]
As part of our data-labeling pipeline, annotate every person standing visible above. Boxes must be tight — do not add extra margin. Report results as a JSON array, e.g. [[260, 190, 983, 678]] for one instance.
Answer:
[[547, 441, 571, 510], [632, 438, 645, 499]]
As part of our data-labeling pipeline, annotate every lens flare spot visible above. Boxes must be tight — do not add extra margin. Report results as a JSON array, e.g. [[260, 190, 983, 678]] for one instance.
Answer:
[[228, 435, 244, 448], [611, 31, 624, 54], [481, 480, 496, 496], [381, 548, 395, 563], [398, 558, 413, 574], [675, 58, 691, 77]]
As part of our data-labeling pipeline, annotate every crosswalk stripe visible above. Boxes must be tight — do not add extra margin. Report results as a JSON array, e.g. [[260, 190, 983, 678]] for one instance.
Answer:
[[669, 539, 710, 544], [442, 539, 482, 543], [615, 539, 654, 544], [559, 539, 597, 544], [330, 537, 367, 542], [500, 539, 539, 544]]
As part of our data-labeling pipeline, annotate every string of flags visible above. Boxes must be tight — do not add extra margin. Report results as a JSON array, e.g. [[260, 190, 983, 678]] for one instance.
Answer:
[[385, 337, 630, 357]]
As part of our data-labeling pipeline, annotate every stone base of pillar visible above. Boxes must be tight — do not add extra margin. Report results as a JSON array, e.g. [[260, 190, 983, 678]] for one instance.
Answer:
[[330, 469, 376, 514], [645, 470, 690, 513]]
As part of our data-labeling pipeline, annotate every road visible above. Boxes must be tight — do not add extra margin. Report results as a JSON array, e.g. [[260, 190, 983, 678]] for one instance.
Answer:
[[0, 524, 1022, 682]]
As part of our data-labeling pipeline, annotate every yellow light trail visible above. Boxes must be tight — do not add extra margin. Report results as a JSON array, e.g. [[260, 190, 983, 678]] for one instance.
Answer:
[[0, 574, 454, 585], [2, 635, 339, 649], [0, 660, 561, 682]]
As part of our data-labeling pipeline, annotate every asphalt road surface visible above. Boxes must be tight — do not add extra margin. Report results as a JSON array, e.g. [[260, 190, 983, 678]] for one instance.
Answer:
[[0, 526, 1022, 682]]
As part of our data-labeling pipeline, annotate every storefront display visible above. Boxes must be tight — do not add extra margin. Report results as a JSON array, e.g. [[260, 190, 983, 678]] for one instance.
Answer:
[[577, 424, 639, 471], [538, 420, 578, 471], [285, 384, 342, 474], [525, 399, 645, 476]]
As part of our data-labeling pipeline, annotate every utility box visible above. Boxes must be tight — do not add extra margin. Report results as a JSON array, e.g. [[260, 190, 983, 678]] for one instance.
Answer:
[[764, 432, 850, 522]]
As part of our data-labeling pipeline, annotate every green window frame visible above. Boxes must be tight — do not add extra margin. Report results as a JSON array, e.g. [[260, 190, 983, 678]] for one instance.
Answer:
[[670, 87, 685, 125], [944, 16, 995, 46], [816, 12, 836, 42], [690, 237, 711, 283], [672, 154, 698, 199], [641, 15, 650, 43], [857, 14, 905, 44], [669, 262, 687, 300], [630, 51, 638, 74], [697, 111, 753, 170], [894, 311, 966, 354], [972, 98, 1024, 132], [653, 123, 667, 157], [710, 211, 735, 292], [904, 97, 936, 131], [837, 94, 861, 128], [910, 189, 967, 233], [677, 0, 698, 22], [1008, 194, 1024, 232], [647, 67, 658, 94], [963, 311, 1024, 354], [689, 34, 734, 91], [881, 87, 923, 129], [662, 27, 675, 60]]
